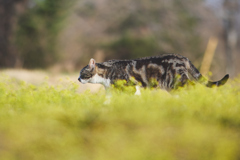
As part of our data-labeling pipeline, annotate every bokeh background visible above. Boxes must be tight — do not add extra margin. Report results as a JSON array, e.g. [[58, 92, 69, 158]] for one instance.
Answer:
[[0, 0, 240, 79]]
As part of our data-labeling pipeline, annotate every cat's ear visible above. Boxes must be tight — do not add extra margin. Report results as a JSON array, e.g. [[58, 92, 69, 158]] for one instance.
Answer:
[[88, 58, 96, 69]]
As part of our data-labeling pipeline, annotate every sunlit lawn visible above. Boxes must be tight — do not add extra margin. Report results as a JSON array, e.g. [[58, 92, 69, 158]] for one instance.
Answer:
[[0, 74, 240, 160]]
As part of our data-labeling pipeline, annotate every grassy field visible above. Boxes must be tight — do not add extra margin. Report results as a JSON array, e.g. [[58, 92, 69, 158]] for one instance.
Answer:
[[0, 72, 240, 160]]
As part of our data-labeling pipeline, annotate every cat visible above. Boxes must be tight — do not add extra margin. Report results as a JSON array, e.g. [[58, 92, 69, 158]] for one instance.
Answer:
[[78, 54, 229, 93]]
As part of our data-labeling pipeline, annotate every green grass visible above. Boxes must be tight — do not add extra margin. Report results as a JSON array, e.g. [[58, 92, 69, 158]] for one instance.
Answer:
[[0, 74, 240, 160]]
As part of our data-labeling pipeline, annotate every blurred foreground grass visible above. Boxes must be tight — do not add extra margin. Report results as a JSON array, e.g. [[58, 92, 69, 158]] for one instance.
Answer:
[[0, 74, 240, 160]]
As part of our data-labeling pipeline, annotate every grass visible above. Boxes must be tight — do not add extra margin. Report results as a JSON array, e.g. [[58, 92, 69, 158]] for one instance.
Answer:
[[0, 73, 240, 160]]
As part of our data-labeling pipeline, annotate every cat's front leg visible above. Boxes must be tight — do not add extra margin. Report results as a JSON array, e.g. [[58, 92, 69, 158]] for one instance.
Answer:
[[104, 87, 112, 105], [134, 86, 141, 96]]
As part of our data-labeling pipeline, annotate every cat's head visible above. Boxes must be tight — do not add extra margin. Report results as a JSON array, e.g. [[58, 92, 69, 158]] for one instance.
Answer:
[[78, 58, 111, 87], [78, 58, 97, 84]]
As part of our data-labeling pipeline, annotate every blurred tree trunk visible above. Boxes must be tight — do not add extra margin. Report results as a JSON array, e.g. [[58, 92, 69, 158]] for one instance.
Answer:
[[0, 0, 27, 68]]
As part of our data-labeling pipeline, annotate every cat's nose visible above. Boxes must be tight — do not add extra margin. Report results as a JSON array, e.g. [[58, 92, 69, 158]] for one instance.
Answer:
[[78, 78, 81, 82]]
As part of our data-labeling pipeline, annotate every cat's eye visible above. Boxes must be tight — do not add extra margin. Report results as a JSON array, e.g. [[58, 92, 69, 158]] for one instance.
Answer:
[[81, 74, 91, 79], [84, 76, 91, 79]]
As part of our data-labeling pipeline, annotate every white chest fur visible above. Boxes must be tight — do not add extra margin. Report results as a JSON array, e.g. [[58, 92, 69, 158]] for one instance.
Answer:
[[89, 74, 111, 88]]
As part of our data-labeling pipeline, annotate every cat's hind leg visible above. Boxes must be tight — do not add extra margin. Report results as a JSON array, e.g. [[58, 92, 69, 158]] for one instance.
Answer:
[[180, 74, 190, 86], [173, 73, 190, 89]]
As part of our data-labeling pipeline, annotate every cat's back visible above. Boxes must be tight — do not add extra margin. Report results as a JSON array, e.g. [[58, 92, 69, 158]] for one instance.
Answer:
[[134, 53, 188, 62], [128, 54, 189, 70], [104, 54, 188, 66], [101, 54, 190, 76]]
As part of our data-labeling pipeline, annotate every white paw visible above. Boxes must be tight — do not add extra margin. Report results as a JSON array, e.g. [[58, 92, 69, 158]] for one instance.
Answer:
[[104, 95, 111, 105], [173, 95, 180, 98], [134, 86, 141, 96]]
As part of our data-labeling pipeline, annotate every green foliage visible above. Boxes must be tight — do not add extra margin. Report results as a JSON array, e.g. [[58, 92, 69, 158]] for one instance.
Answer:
[[12, 0, 208, 69], [75, 0, 204, 65], [16, 0, 74, 68], [112, 79, 136, 94], [159, 0, 202, 57], [0, 74, 240, 160], [104, 34, 159, 60], [100, 0, 202, 61]]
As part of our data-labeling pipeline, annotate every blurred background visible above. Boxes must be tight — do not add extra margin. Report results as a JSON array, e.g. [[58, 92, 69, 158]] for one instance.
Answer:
[[0, 0, 239, 79]]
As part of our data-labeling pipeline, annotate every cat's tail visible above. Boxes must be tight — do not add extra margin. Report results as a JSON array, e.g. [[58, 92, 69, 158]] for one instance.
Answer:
[[205, 74, 229, 87], [187, 61, 229, 87]]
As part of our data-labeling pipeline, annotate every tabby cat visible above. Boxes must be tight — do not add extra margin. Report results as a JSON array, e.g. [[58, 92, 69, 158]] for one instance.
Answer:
[[78, 54, 229, 92]]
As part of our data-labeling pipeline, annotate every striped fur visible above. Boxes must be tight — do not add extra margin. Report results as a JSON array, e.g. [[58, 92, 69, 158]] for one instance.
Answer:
[[78, 54, 229, 91]]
